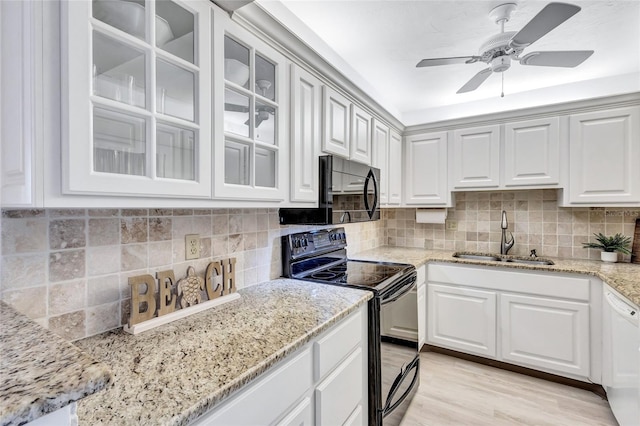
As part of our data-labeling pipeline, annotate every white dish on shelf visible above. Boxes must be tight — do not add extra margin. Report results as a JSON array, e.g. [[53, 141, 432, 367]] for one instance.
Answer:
[[224, 59, 249, 86], [93, 0, 174, 46]]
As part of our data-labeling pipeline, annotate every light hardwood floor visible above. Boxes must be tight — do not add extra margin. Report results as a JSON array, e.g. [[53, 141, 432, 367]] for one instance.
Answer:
[[400, 352, 618, 426]]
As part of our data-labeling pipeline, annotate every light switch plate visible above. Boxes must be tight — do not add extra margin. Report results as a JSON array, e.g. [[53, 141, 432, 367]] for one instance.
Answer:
[[185, 234, 200, 260]]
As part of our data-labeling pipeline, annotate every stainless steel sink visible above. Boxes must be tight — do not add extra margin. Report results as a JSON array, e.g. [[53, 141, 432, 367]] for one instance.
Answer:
[[452, 252, 554, 265], [505, 258, 554, 265], [452, 252, 501, 261]]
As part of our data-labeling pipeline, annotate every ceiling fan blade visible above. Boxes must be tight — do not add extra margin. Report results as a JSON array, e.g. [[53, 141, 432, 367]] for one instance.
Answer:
[[224, 103, 249, 113], [456, 68, 492, 94], [519, 50, 594, 67], [509, 2, 581, 49], [416, 56, 480, 67]]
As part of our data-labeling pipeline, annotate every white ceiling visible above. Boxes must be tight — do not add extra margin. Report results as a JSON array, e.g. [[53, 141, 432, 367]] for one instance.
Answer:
[[256, 0, 640, 125]]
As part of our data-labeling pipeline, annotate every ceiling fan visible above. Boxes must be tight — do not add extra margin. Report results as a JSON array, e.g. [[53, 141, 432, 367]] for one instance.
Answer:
[[416, 2, 594, 94], [224, 79, 275, 127]]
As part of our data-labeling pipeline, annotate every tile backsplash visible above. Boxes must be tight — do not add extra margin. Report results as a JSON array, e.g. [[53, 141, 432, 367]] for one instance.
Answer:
[[2, 191, 638, 341], [383, 189, 639, 261], [0, 208, 383, 340]]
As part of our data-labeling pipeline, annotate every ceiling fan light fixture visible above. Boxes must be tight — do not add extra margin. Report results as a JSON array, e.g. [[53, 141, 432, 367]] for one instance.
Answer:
[[490, 56, 511, 73]]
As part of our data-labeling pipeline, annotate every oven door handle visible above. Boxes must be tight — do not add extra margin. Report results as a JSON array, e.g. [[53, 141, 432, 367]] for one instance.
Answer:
[[381, 275, 417, 306], [383, 355, 420, 416], [363, 168, 378, 219]]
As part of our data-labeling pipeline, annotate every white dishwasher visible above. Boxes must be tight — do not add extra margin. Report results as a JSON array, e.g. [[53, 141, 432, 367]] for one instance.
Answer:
[[602, 285, 640, 426]]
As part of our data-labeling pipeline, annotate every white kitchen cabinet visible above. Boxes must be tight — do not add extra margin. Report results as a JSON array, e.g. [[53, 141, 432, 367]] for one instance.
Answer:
[[213, 13, 288, 201], [417, 265, 426, 349], [290, 64, 321, 204], [388, 130, 403, 205], [427, 283, 497, 358], [193, 304, 367, 426], [350, 105, 373, 165], [322, 85, 351, 159], [427, 263, 595, 382], [504, 117, 560, 187], [500, 293, 590, 377], [451, 124, 501, 189], [564, 106, 640, 205], [372, 119, 390, 204], [61, 0, 213, 198], [404, 131, 451, 206]]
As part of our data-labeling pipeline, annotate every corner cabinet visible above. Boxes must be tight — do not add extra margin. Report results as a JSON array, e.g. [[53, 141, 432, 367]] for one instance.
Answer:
[[61, 0, 213, 198], [404, 131, 451, 206], [289, 64, 322, 204], [564, 106, 640, 206], [212, 12, 288, 201]]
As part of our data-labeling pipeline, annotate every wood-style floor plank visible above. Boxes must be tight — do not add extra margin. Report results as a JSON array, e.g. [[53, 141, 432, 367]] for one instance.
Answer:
[[400, 352, 618, 426]]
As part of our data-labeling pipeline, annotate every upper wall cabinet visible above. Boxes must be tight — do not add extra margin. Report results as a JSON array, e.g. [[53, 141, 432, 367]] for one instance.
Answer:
[[504, 117, 560, 187], [213, 13, 288, 201], [564, 106, 640, 206], [350, 105, 373, 165], [451, 124, 501, 189], [372, 119, 389, 205], [290, 64, 321, 204], [62, 0, 213, 198], [405, 131, 451, 206], [322, 86, 351, 159], [388, 129, 403, 205]]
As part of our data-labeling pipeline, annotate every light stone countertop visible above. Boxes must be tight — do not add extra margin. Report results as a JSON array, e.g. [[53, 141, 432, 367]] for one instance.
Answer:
[[353, 246, 640, 307], [0, 301, 113, 426], [73, 279, 372, 426]]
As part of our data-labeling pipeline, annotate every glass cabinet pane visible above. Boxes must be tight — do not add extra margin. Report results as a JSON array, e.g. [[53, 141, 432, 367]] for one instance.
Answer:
[[255, 147, 276, 188], [93, 0, 147, 42], [93, 32, 146, 108], [156, 1, 194, 63], [156, 59, 195, 121], [156, 123, 195, 180], [255, 101, 275, 145], [224, 89, 250, 137], [224, 36, 250, 89], [225, 141, 251, 185], [93, 107, 146, 176], [255, 54, 275, 101]]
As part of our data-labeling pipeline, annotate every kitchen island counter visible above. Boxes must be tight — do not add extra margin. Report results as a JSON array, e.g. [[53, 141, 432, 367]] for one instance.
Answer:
[[0, 301, 112, 426], [74, 279, 371, 425], [353, 247, 640, 307]]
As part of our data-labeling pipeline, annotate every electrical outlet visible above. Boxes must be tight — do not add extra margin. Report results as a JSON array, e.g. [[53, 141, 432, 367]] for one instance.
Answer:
[[445, 220, 458, 230], [185, 234, 200, 260]]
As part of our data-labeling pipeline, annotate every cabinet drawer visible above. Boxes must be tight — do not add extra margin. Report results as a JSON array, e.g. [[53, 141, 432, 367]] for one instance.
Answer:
[[429, 264, 590, 301], [315, 348, 363, 426], [196, 347, 312, 426], [314, 309, 363, 380], [276, 397, 312, 426]]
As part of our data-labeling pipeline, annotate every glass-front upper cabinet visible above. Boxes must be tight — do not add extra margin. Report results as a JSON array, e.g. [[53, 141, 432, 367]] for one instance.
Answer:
[[212, 12, 288, 200], [62, 0, 212, 198]]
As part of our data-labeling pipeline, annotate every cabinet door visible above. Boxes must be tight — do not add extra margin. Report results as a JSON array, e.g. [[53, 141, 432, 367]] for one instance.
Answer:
[[404, 131, 449, 205], [62, 0, 212, 198], [276, 397, 312, 426], [451, 124, 500, 189], [568, 106, 640, 204], [350, 105, 372, 165], [500, 293, 590, 378], [213, 14, 288, 200], [322, 86, 351, 158], [417, 282, 426, 349], [504, 117, 560, 187], [388, 130, 403, 205], [290, 64, 321, 203], [427, 284, 497, 358], [372, 119, 389, 204]]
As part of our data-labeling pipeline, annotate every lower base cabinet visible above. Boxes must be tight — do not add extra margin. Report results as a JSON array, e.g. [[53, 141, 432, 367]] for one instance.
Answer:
[[193, 304, 367, 426], [427, 264, 593, 382]]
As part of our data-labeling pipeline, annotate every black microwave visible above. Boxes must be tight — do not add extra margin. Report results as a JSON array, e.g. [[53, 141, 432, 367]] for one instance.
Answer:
[[278, 155, 380, 225]]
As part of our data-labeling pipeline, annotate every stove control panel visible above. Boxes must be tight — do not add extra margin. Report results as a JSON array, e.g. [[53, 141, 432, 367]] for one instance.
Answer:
[[285, 227, 347, 258]]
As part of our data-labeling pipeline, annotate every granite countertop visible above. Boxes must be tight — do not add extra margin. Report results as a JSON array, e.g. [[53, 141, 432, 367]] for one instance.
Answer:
[[353, 246, 640, 307], [0, 302, 112, 426], [73, 279, 371, 426]]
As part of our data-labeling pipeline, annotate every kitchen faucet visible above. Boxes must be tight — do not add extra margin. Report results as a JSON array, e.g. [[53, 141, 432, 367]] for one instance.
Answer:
[[500, 210, 515, 255]]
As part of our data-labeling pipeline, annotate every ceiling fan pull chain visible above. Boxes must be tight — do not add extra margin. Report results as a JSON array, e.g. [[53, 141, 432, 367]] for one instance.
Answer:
[[501, 73, 504, 98]]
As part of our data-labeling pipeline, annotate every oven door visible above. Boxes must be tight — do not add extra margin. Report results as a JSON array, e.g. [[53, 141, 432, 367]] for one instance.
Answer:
[[379, 276, 420, 425]]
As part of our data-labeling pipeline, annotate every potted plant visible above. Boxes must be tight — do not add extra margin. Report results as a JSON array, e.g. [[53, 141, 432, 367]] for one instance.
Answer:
[[582, 233, 632, 263]]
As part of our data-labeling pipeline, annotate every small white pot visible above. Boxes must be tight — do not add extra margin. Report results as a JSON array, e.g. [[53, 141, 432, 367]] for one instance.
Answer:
[[601, 251, 618, 263]]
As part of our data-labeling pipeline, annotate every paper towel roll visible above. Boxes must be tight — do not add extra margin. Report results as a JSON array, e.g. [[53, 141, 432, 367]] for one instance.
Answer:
[[416, 208, 447, 224]]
